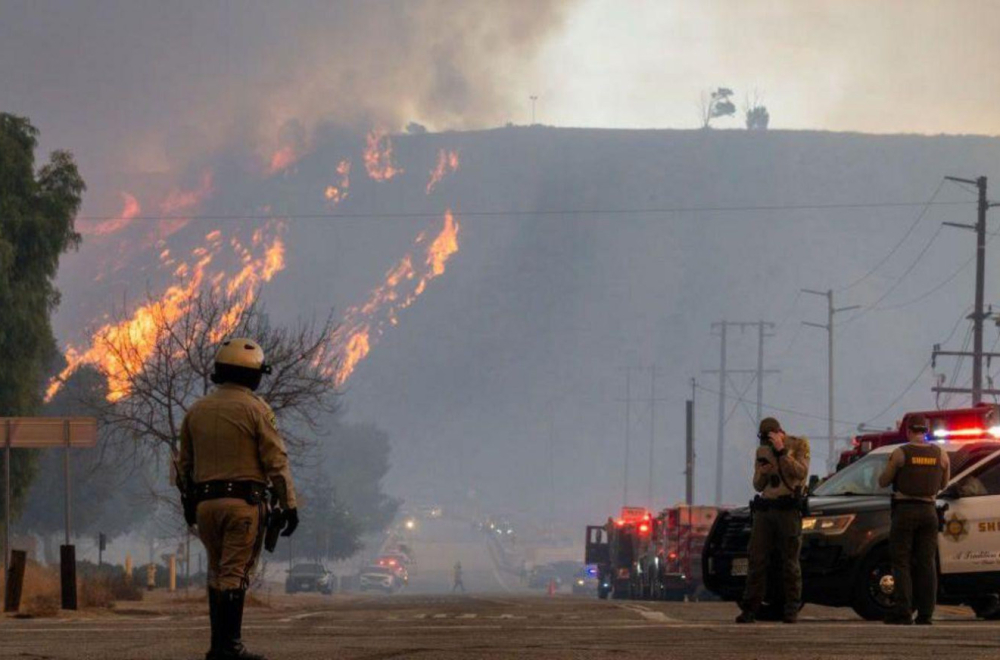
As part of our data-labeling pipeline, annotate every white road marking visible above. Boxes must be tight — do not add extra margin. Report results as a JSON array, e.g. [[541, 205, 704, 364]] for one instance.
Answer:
[[457, 613, 477, 619], [278, 611, 328, 623], [617, 603, 682, 623]]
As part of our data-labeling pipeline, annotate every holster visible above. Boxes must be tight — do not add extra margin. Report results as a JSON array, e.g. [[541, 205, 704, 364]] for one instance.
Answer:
[[936, 502, 950, 532], [264, 490, 284, 553]]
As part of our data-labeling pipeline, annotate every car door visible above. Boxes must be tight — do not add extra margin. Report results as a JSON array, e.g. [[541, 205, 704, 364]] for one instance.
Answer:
[[939, 452, 1000, 578], [585, 526, 609, 565]]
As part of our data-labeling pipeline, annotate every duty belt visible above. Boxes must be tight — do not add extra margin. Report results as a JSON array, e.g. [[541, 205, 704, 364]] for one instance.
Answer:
[[196, 480, 266, 504], [751, 495, 802, 512]]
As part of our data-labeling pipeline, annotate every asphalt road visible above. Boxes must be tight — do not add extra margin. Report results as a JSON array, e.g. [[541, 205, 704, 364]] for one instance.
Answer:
[[4, 594, 1000, 659]]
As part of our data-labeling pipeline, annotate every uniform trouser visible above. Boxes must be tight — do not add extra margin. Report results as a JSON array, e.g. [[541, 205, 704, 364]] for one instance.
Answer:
[[742, 507, 802, 611], [889, 500, 938, 619], [197, 497, 264, 591]]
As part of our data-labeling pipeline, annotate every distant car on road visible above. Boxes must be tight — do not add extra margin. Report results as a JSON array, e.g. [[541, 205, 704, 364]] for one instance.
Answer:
[[285, 563, 335, 595], [359, 565, 402, 593], [572, 566, 599, 595]]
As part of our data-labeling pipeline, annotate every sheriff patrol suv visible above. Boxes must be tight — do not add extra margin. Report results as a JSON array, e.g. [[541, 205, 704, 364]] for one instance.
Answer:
[[703, 424, 1000, 620]]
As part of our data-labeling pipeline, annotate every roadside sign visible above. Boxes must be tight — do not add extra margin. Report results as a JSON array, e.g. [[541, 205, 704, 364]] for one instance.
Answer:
[[0, 417, 97, 447], [2, 416, 97, 611]]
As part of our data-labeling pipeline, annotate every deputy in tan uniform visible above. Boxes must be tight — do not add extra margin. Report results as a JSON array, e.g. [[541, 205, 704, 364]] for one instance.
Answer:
[[737, 417, 810, 624], [177, 337, 299, 660], [878, 414, 949, 625]]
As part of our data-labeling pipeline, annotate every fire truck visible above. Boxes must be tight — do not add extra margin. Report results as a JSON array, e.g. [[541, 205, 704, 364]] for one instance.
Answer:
[[585, 505, 720, 600], [584, 507, 650, 599], [837, 405, 999, 471], [635, 505, 720, 600]]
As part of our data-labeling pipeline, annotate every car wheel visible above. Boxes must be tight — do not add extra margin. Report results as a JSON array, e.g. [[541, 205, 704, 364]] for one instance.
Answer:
[[851, 545, 895, 621], [970, 595, 1000, 620]]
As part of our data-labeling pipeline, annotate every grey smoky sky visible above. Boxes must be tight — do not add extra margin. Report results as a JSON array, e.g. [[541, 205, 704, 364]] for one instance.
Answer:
[[0, 0, 573, 187]]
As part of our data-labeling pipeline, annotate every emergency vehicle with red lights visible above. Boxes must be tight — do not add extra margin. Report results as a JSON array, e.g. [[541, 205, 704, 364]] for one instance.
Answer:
[[703, 404, 1000, 620], [585, 505, 720, 600]]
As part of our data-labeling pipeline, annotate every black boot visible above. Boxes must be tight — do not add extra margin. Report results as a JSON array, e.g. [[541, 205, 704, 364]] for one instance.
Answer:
[[782, 602, 800, 624], [219, 589, 267, 660], [735, 602, 757, 623], [205, 588, 223, 660]]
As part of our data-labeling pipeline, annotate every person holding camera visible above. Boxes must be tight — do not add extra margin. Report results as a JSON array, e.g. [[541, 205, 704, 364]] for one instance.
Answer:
[[736, 417, 811, 624], [877, 414, 949, 625]]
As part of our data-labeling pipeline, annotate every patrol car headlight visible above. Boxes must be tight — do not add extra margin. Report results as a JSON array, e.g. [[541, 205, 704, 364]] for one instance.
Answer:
[[802, 514, 855, 535]]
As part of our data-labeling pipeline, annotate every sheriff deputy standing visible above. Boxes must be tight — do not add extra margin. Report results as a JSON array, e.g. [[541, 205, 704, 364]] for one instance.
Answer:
[[176, 338, 299, 660], [737, 417, 811, 624], [878, 414, 949, 625]]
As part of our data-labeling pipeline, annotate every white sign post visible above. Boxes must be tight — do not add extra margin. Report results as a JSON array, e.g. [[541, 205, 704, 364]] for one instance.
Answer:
[[2, 417, 97, 609]]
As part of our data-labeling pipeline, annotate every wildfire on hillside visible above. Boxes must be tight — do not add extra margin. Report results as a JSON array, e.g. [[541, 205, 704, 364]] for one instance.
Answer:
[[324, 159, 352, 205], [363, 129, 403, 182], [330, 209, 460, 387], [80, 192, 141, 237], [268, 146, 300, 176], [425, 149, 459, 194], [154, 171, 215, 241], [46, 222, 287, 402]]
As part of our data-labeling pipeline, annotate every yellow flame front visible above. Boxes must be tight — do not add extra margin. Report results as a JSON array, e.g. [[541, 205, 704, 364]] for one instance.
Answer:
[[426, 149, 459, 194], [331, 210, 460, 386], [46, 224, 287, 402], [363, 129, 403, 182]]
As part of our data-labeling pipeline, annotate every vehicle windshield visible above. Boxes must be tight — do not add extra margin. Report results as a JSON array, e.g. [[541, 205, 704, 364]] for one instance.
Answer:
[[813, 452, 892, 496], [815, 446, 987, 496]]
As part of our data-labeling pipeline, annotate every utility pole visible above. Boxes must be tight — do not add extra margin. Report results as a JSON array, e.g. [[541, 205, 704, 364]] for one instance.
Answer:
[[648, 366, 655, 508], [939, 175, 999, 405], [529, 95, 538, 125], [685, 378, 695, 505], [802, 289, 859, 471], [713, 323, 726, 506], [619, 367, 637, 506], [644, 366, 669, 508], [705, 322, 778, 504]]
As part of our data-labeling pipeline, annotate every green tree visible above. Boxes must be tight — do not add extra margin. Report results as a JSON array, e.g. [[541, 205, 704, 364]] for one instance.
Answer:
[[0, 113, 84, 523], [322, 421, 400, 535]]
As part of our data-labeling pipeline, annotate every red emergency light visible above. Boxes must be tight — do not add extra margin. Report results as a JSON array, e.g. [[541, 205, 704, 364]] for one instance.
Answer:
[[932, 426, 1000, 440], [638, 523, 650, 534]]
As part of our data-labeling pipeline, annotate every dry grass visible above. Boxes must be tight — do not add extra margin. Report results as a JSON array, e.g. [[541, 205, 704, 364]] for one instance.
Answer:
[[1, 561, 144, 617]]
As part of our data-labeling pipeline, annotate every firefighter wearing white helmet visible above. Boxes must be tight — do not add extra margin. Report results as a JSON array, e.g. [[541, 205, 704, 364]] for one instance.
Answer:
[[176, 337, 298, 660]]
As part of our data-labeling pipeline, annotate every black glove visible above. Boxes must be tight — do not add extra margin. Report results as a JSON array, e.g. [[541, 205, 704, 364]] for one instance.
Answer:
[[281, 508, 299, 537]]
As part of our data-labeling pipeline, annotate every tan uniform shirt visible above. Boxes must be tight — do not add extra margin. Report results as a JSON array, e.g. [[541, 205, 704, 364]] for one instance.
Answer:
[[878, 442, 950, 502], [178, 383, 298, 509], [753, 435, 811, 499]]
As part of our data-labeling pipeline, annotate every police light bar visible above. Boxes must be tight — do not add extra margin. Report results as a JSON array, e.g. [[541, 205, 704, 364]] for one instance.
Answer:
[[931, 426, 1000, 439]]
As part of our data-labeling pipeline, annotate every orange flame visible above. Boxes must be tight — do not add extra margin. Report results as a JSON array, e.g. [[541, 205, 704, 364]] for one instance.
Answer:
[[156, 171, 215, 239], [81, 192, 141, 236], [425, 149, 460, 194], [268, 146, 299, 176], [324, 159, 352, 205], [363, 129, 403, 182], [46, 224, 287, 402], [331, 210, 460, 386]]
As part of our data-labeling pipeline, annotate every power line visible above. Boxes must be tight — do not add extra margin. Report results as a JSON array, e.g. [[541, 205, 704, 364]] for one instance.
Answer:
[[839, 223, 947, 327], [67, 199, 976, 223], [861, 308, 970, 425], [836, 179, 946, 293], [692, 383, 860, 428]]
